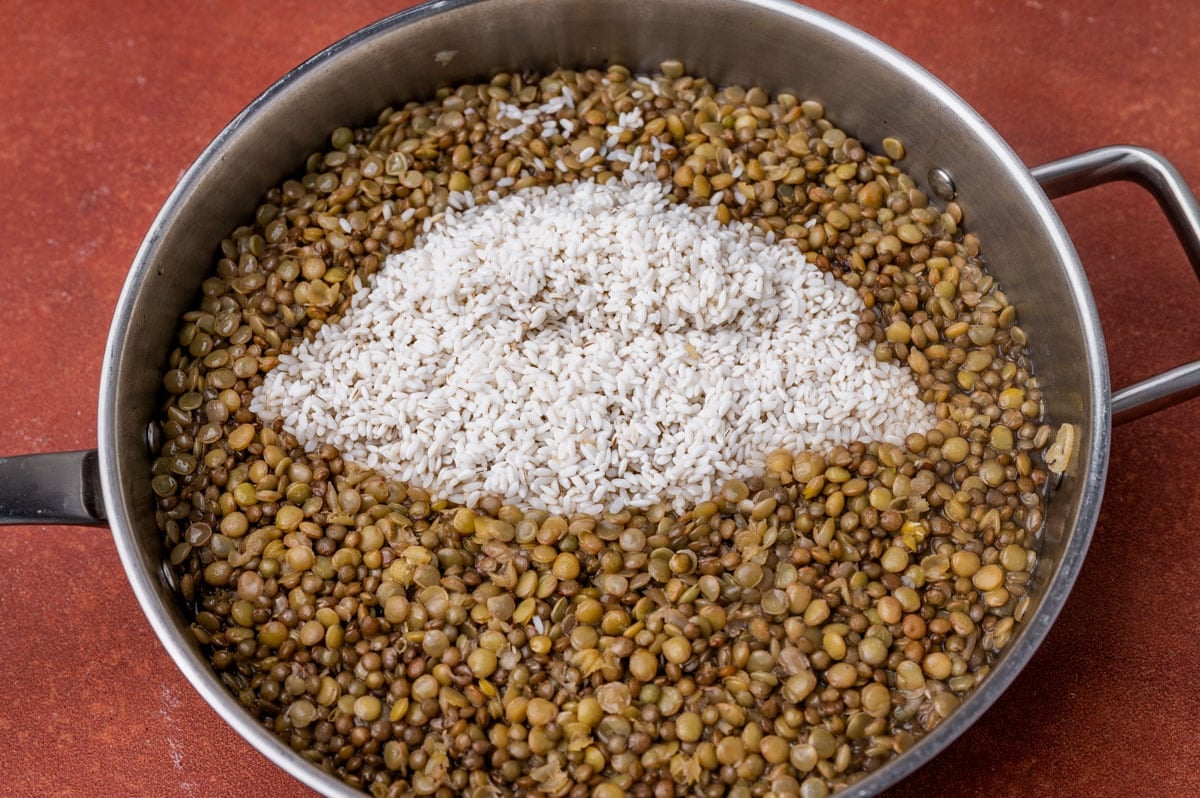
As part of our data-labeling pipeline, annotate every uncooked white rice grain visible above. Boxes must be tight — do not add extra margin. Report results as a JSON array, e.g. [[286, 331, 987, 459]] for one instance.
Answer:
[[252, 176, 937, 515]]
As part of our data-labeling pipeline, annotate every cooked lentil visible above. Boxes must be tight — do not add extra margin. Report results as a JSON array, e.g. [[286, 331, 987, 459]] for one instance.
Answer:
[[153, 62, 1053, 797]]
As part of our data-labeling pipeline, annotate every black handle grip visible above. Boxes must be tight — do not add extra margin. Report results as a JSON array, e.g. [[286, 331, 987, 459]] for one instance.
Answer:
[[0, 449, 107, 526]]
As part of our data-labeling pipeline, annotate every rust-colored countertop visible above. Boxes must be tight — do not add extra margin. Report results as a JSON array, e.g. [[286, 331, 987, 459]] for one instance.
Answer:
[[2, 1, 1198, 795]]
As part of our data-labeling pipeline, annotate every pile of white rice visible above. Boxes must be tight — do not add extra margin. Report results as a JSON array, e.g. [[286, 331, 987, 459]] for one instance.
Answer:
[[252, 177, 936, 515]]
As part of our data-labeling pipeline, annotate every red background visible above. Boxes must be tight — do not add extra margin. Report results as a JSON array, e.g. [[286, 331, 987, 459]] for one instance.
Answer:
[[1, 1, 1198, 795]]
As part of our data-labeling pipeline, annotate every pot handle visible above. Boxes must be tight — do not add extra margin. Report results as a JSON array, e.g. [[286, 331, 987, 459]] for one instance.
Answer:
[[0, 450, 107, 526], [1031, 145, 1200, 425]]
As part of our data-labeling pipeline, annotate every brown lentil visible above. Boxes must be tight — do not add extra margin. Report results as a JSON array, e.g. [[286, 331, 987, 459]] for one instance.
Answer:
[[154, 62, 1054, 798]]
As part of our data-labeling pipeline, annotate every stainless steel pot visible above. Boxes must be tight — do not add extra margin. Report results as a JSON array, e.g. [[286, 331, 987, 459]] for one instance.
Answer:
[[2, 0, 1198, 795]]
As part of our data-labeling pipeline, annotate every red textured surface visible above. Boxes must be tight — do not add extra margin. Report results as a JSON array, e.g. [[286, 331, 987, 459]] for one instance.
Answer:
[[1, 1, 1198, 795]]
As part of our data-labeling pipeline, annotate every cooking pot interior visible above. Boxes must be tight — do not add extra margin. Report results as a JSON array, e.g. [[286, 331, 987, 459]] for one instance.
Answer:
[[100, 0, 1108, 793]]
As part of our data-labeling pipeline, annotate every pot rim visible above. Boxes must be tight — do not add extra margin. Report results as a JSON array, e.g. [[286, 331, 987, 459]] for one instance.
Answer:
[[97, 1, 1111, 795]]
